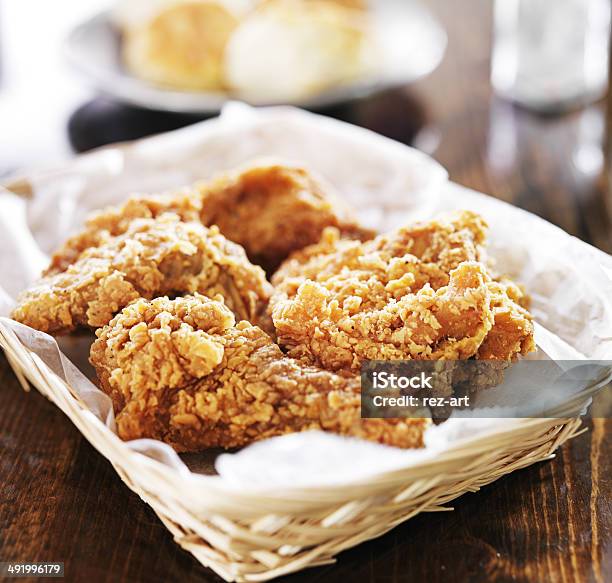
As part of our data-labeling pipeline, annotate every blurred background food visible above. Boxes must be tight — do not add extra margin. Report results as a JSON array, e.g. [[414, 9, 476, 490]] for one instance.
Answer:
[[60, 0, 446, 113], [114, 0, 373, 98], [224, 0, 372, 100], [116, 0, 242, 92]]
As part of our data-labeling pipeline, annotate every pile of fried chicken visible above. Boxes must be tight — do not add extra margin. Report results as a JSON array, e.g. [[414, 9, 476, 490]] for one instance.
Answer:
[[11, 161, 535, 452]]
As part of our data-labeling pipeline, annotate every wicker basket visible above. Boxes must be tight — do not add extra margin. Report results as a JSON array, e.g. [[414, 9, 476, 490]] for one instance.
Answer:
[[2, 107, 610, 582], [0, 319, 595, 582]]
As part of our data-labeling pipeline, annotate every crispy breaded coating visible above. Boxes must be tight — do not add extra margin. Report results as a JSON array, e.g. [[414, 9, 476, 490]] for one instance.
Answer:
[[271, 211, 535, 370], [12, 214, 272, 334], [90, 295, 430, 451], [477, 280, 535, 360], [45, 161, 372, 275], [445, 280, 535, 393], [198, 161, 372, 272], [270, 211, 492, 371], [44, 189, 203, 276], [272, 260, 495, 371], [272, 210, 488, 292]]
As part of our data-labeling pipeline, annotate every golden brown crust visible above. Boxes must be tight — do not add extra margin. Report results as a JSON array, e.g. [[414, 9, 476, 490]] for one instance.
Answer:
[[90, 295, 429, 451], [198, 162, 373, 272], [45, 161, 373, 277], [273, 261, 495, 371], [44, 189, 203, 276], [477, 280, 535, 360], [12, 214, 272, 334], [272, 210, 487, 289], [271, 212, 498, 371], [271, 211, 535, 369]]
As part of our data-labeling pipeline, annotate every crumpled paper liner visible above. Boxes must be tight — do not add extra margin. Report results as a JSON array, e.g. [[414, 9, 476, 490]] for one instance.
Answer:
[[0, 103, 611, 490]]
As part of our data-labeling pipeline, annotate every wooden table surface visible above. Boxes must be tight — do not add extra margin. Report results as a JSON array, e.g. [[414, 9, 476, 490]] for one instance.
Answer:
[[1, 1, 611, 582]]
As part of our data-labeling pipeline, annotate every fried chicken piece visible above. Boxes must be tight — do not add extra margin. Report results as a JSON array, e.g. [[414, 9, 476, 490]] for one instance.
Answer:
[[441, 282, 535, 397], [395, 278, 535, 404], [272, 210, 488, 292], [271, 211, 536, 371], [90, 295, 430, 451], [45, 161, 372, 276], [200, 161, 374, 272], [270, 211, 493, 371], [44, 190, 203, 276], [372, 279, 535, 400], [273, 261, 494, 372], [12, 214, 272, 334]]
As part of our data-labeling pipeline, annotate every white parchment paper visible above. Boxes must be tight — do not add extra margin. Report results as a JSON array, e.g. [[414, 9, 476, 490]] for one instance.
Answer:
[[0, 104, 611, 490]]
